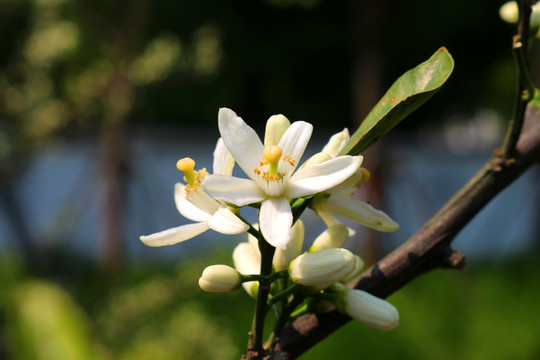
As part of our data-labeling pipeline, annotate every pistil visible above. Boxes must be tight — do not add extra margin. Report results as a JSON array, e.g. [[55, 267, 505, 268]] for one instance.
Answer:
[[177, 157, 196, 186], [263, 145, 283, 177]]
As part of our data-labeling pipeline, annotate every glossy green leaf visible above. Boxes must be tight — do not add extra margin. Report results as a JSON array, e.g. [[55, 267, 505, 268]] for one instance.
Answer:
[[339, 47, 454, 156]]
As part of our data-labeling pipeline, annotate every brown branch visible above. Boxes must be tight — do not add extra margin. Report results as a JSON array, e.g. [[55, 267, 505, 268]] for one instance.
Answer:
[[271, 104, 540, 359]]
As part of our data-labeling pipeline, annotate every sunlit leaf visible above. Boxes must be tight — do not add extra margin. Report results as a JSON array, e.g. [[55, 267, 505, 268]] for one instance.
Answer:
[[339, 47, 454, 156]]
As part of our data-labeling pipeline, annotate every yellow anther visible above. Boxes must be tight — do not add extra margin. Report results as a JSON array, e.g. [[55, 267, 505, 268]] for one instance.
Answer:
[[177, 157, 196, 186], [263, 145, 283, 163], [359, 167, 371, 183]]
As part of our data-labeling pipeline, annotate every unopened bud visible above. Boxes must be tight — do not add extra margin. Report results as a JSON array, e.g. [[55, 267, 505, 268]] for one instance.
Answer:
[[322, 128, 350, 158], [340, 255, 365, 284], [198, 265, 241, 293], [233, 242, 261, 297], [264, 114, 291, 146], [273, 220, 305, 271], [309, 223, 349, 252], [336, 289, 399, 331], [289, 248, 356, 288]]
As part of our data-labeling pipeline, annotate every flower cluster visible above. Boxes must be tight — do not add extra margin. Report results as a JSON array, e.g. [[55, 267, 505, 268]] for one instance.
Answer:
[[140, 108, 400, 335]]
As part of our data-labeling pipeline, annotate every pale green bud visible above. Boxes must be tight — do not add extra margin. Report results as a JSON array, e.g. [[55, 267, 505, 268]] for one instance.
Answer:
[[322, 128, 350, 158], [264, 114, 291, 146], [336, 289, 399, 331], [289, 248, 356, 289], [340, 255, 365, 284], [309, 223, 349, 252], [299, 152, 332, 169], [500, 1, 518, 23], [273, 220, 305, 271], [233, 242, 261, 297], [198, 265, 241, 293]]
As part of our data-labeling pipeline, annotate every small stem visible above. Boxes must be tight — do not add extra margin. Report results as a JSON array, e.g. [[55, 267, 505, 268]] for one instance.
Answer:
[[248, 235, 276, 355], [266, 295, 305, 351], [268, 284, 303, 306], [502, 0, 534, 157], [291, 197, 313, 223]]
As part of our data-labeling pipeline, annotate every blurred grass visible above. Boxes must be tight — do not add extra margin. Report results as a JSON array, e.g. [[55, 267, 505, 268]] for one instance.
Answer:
[[1, 249, 540, 360]]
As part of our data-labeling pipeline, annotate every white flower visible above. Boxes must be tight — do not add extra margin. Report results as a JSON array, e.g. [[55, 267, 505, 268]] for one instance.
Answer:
[[203, 108, 362, 249], [311, 128, 399, 233], [140, 138, 249, 247], [314, 169, 399, 232], [198, 265, 242, 293], [289, 248, 356, 289], [335, 287, 399, 331]]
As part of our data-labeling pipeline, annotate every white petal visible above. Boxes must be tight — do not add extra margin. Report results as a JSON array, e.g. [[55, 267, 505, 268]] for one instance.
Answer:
[[218, 108, 263, 181], [286, 155, 362, 198], [278, 121, 313, 173], [204, 174, 266, 206], [259, 198, 293, 249], [322, 128, 350, 157], [207, 206, 250, 234], [140, 222, 210, 247], [213, 138, 235, 176], [323, 196, 399, 232], [175, 183, 212, 222]]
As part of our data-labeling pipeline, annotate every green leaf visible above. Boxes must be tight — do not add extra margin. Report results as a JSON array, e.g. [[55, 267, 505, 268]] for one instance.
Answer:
[[339, 47, 454, 156]]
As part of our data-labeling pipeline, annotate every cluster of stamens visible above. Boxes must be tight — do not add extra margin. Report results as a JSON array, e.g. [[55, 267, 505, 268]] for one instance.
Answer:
[[177, 157, 207, 195], [253, 145, 294, 182]]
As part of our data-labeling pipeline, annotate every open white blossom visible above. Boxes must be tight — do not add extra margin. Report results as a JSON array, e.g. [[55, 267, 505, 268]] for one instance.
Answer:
[[311, 128, 399, 233], [203, 108, 362, 249], [140, 138, 249, 247]]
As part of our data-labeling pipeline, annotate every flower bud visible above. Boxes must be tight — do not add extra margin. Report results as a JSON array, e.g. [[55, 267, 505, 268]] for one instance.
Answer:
[[322, 128, 350, 158], [340, 255, 365, 284], [264, 114, 291, 146], [233, 242, 261, 297], [309, 223, 349, 252], [289, 248, 356, 288], [198, 265, 241, 293], [336, 289, 399, 331], [273, 220, 305, 271], [299, 152, 331, 169]]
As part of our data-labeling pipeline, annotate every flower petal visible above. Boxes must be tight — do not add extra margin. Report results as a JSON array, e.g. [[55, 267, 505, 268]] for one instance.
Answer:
[[213, 137, 235, 176], [259, 197, 293, 249], [140, 222, 210, 247], [208, 206, 250, 234], [278, 121, 313, 173], [175, 183, 212, 222], [323, 195, 399, 232], [204, 174, 266, 206], [286, 155, 362, 198], [218, 108, 264, 181]]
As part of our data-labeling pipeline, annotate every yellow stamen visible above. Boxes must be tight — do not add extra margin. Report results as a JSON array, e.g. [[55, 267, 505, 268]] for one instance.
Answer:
[[177, 157, 196, 186]]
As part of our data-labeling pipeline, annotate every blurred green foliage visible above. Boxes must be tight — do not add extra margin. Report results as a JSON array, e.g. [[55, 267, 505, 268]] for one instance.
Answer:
[[1, 250, 540, 359]]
